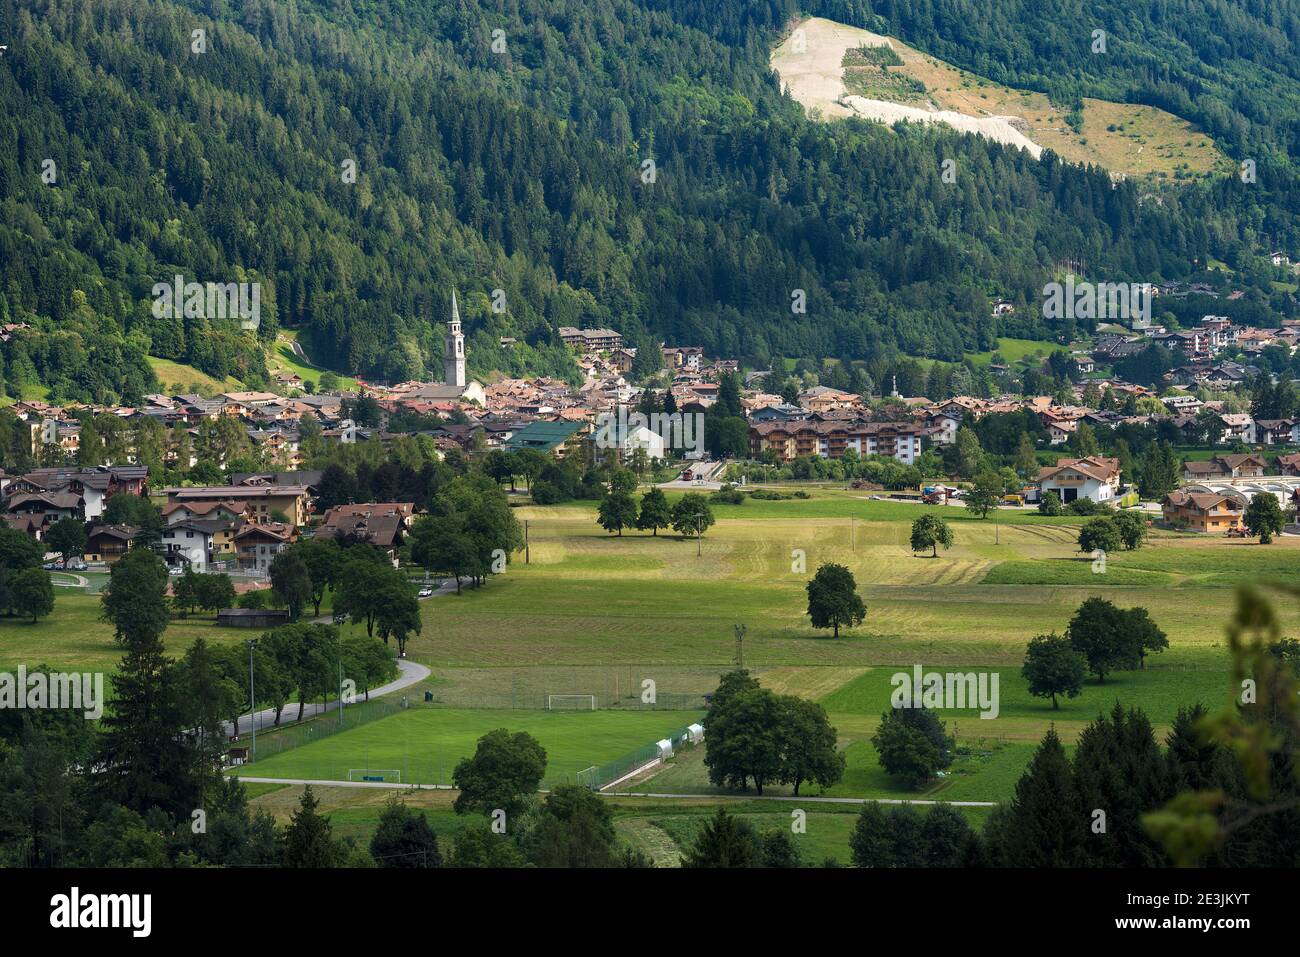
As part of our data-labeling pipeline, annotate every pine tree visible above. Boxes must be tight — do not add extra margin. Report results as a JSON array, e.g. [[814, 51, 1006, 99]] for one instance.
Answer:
[[998, 729, 1086, 867], [282, 786, 341, 868]]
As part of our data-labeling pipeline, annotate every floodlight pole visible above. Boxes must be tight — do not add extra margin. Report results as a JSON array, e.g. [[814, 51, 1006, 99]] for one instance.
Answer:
[[246, 638, 258, 757]]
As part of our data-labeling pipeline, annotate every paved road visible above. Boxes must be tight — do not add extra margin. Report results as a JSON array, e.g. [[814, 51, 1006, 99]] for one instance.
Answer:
[[226, 774, 994, 807], [226, 577, 459, 737], [226, 657, 431, 738], [50, 572, 90, 588]]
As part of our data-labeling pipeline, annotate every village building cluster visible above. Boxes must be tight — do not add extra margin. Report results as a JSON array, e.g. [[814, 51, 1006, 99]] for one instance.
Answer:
[[2, 300, 1298, 562]]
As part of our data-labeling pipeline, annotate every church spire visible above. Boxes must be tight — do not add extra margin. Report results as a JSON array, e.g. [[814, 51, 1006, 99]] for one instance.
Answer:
[[444, 288, 466, 388]]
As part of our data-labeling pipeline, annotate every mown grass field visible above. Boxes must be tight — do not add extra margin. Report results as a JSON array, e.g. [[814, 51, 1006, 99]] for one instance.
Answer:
[[404, 498, 1300, 669], [234, 707, 703, 786], [8, 485, 1297, 823], [233, 490, 1292, 814]]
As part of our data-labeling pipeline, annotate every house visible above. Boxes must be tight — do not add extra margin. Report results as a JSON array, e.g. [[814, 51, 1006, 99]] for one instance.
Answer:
[[160, 520, 226, 571], [1255, 419, 1300, 446], [314, 505, 410, 565], [228, 470, 325, 493], [6, 465, 148, 520], [1182, 454, 1269, 482], [1161, 490, 1244, 532], [163, 484, 313, 527], [319, 503, 415, 528], [607, 348, 638, 373], [749, 404, 808, 424], [588, 423, 668, 467], [748, 419, 925, 465], [1203, 365, 1250, 390], [662, 346, 704, 372], [1161, 395, 1202, 414], [220, 391, 281, 409], [84, 524, 137, 564], [1278, 453, 1300, 477], [163, 500, 249, 525], [1046, 420, 1077, 446], [235, 522, 297, 573], [1217, 413, 1256, 445], [797, 387, 860, 414], [925, 410, 963, 445], [5, 492, 84, 528], [558, 327, 623, 352], [1082, 410, 1127, 430], [1036, 456, 1122, 504]]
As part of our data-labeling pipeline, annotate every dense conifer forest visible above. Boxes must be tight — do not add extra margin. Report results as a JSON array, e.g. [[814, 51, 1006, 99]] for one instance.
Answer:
[[0, 0, 1297, 400]]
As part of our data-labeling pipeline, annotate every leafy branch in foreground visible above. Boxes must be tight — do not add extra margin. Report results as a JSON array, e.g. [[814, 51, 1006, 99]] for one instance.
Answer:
[[1144, 585, 1300, 865]]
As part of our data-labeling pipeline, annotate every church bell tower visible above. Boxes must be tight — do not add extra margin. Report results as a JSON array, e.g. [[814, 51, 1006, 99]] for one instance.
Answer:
[[445, 289, 466, 388]]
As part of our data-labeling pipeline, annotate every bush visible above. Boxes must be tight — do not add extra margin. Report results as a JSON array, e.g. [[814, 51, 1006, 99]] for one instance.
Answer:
[[530, 480, 563, 505], [237, 589, 274, 610], [709, 484, 745, 505], [1063, 497, 1111, 516]]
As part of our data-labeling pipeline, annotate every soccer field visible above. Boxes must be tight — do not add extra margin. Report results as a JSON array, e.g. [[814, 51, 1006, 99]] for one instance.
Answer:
[[235, 707, 705, 787]]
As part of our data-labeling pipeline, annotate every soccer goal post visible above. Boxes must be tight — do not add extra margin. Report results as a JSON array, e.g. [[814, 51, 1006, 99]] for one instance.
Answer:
[[546, 694, 597, 711], [347, 769, 401, 783]]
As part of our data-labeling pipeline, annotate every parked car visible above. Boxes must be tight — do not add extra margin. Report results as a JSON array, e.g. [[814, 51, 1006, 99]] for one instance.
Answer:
[[418, 586, 434, 598], [168, 565, 186, 576], [66, 560, 88, 571], [41, 560, 60, 570]]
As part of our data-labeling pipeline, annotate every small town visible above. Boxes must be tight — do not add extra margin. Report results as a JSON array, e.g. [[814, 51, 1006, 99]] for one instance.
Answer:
[[4, 0, 1299, 923], [5, 303, 1299, 580]]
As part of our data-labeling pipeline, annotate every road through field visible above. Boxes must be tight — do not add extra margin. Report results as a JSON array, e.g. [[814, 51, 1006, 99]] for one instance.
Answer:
[[228, 775, 995, 806], [225, 657, 431, 738], [223, 578, 460, 736]]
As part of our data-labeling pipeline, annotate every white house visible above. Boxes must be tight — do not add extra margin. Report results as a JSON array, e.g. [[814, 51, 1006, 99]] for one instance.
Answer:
[[926, 410, 963, 445], [1218, 413, 1256, 445], [160, 521, 217, 571], [1046, 420, 1077, 446], [1036, 456, 1122, 505]]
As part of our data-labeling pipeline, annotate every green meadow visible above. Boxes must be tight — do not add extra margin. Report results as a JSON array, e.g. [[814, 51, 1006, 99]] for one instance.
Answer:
[[234, 707, 703, 786], [5, 484, 1296, 840]]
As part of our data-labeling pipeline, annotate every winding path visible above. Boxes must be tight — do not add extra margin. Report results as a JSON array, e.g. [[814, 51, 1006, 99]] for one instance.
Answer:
[[225, 657, 431, 739], [224, 577, 459, 737]]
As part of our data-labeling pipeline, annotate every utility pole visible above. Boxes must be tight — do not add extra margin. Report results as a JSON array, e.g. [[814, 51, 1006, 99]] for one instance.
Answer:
[[525, 519, 530, 565], [733, 624, 746, 669], [246, 638, 259, 758]]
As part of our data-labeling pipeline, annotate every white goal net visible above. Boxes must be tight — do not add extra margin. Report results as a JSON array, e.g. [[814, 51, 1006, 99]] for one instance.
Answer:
[[546, 694, 597, 711], [347, 769, 401, 782]]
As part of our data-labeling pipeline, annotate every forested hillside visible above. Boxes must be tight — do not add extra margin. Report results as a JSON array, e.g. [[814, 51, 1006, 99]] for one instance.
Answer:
[[0, 0, 1297, 400]]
